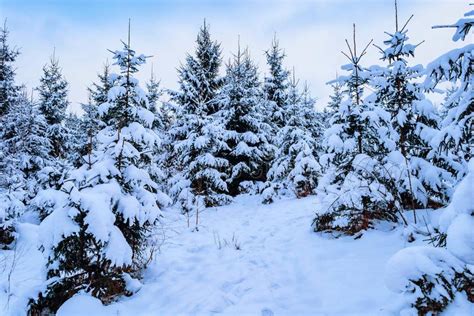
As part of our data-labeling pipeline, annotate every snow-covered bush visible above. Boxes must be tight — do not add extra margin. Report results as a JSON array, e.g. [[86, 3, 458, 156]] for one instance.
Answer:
[[385, 246, 473, 315]]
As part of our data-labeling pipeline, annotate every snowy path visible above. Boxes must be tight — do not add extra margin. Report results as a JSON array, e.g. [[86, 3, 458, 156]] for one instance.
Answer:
[[110, 195, 407, 315]]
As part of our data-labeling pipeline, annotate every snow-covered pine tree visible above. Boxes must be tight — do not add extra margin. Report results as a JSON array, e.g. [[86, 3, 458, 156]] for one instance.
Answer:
[[425, 6, 474, 182], [384, 9, 474, 314], [263, 37, 290, 132], [37, 54, 70, 159], [218, 43, 274, 196], [0, 89, 51, 246], [323, 80, 344, 128], [0, 21, 20, 190], [30, 31, 164, 313], [146, 65, 168, 132], [263, 73, 321, 203], [313, 25, 399, 235], [64, 112, 84, 167], [167, 22, 231, 211], [301, 82, 324, 145], [369, 9, 452, 212], [0, 21, 20, 117]]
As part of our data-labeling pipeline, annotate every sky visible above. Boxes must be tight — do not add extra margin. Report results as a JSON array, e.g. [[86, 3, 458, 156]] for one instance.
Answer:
[[0, 0, 471, 113]]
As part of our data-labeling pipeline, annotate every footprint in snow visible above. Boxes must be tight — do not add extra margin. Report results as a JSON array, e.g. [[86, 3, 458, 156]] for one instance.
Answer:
[[261, 308, 274, 316]]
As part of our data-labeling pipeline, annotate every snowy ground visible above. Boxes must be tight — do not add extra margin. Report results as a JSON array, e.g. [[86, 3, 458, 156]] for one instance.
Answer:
[[1, 195, 469, 315]]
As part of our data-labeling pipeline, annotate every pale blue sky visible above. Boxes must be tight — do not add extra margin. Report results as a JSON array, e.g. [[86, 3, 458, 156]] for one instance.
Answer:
[[0, 0, 469, 112]]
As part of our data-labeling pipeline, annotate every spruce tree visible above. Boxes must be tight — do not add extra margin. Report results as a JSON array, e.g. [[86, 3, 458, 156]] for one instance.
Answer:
[[323, 81, 344, 128], [146, 66, 169, 132], [263, 74, 321, 203], [426, 6, 473, 182], [370, 13, 452, 211], [37, 55, 70, 159], [313, 26, 399, 235], [0, 90, 51, 245], [218, 44, 274, 195], [0, 21, 20, 117], [167, 22, 231, 211], [263, 37, 290, 131], [31, 33, 164, 313]]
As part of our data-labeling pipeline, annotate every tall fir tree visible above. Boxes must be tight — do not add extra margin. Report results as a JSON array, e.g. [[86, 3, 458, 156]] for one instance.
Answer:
[[31, 31, 165, 313], [313, 26, 400, 235], [263, 73, 321, 203], [263, 37, 290, 131], [425, 6, 474, 182], [0, 21, 20, 117], [218, 43, 274, 196], [384, 7, 474, 314], [37, 54, 70, 159], [167, 22, 231, 212], [369, 11, 452, 211], [146, 65, 166, 132], [0, 89, 51, 245]]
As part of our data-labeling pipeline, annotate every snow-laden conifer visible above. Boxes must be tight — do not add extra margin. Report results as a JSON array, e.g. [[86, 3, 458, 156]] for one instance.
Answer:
[[218, 43, 274, 196], [313, 26, 399, 235], [0, 21, 20, 117], [263, 75, 321, 203], [0, 90, 51, 245], [425, 7, 474, 182], [167, 22, 231, 212], [30, 33, 166, 313], [37, 55, 70, 159], [369, 15, 452, 210]]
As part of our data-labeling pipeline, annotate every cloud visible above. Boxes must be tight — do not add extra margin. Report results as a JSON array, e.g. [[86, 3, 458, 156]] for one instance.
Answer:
[[2, 0, 470, 113]]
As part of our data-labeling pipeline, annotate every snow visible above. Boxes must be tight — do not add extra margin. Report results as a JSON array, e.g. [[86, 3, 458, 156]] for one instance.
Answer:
[[56, 293, 106, 316], [2, 194, 472, 315], [67, 196, 410, 315]]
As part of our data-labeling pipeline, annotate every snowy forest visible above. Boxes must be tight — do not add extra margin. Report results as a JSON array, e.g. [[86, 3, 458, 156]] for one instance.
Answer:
[[0, 0, 473, 315]]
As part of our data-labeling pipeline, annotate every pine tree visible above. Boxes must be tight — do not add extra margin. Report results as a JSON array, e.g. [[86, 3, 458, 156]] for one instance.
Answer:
[[263, 74, 321, 203], [263, 37, 290, 131], [0, 21, 20, 117], [37, 54, 70, 159], [313, 26, 400, 235], [31, 32, 164, 313], [146, 65, 170, 133], [426, 6, 474, 182], [0, 89, 51, 245], [323, 81, 344, 127], [64, 112, 84, 167], [370, 11, 452, 211], [218, 44, 274, 196], [167, 22, 231, 212]]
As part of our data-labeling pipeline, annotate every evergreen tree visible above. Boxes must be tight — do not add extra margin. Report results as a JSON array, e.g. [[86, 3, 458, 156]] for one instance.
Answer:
[[0, 21, 20, 117], [313, 26, 399, 235], [167, 22, 231, 211], [385, 8, 474, 314], [31, 35, 165, 313], [146, 66, 171, 133], [323, 81, 344, 127], [263, 75, 321, 203], [64, 112, 83, 167], [425, 7, 474, 182], [37, 55, 70, 159], [370, 15, 452, 210], [0, 90, 51, 245], [263, 37, 290, 131], [218, 44, 274, 195]]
